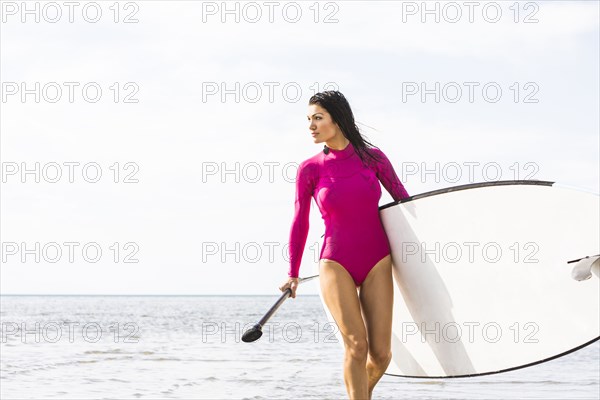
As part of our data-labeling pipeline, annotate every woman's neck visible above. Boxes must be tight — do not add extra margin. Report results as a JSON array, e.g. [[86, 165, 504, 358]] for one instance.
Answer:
[[325, 137, 350, 150]]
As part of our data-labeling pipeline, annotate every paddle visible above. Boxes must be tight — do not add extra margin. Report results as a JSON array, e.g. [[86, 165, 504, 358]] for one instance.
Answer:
[[242, 274, 319, 343]]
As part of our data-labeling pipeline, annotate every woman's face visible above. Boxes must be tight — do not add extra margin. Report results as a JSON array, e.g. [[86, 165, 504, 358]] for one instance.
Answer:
[[307, 103, 342, 144]]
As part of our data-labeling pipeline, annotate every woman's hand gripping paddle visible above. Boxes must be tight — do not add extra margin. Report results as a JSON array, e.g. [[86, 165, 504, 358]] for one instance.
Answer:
[[242, 274, 319, 343]]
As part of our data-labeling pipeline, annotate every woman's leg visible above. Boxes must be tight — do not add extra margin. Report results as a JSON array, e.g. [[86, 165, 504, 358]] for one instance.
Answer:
[[358, 254, 394, 400], [319, 259, 369, 400]]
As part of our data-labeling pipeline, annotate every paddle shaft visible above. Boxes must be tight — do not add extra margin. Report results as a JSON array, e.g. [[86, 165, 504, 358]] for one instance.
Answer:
[[256, 274, 319, 327]]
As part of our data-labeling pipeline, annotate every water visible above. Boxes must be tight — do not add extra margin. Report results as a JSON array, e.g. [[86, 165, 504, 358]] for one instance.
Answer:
[[1, 295, 598, 399]]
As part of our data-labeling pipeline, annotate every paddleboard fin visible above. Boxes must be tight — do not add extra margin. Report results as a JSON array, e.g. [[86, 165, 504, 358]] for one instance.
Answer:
[[570, 255, 600, 281]]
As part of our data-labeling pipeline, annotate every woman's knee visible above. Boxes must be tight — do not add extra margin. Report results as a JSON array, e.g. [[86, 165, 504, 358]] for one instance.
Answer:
[[344, 336, 369, 361], [369, 349, 392, 367]]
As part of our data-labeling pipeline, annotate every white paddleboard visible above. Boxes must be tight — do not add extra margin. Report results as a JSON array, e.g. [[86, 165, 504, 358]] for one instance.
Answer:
[[316, 180, 599, 378]]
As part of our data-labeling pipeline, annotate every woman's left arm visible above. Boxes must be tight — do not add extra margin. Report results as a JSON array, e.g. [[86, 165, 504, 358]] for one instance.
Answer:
[[373, 148, 410, 202]]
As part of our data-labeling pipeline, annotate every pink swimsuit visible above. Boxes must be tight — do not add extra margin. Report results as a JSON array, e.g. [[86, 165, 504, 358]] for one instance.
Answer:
[[288, 141, 410, 286]]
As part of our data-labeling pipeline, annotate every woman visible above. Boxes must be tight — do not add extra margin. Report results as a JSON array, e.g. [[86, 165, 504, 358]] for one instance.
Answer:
[[279, 91, 410, 400]]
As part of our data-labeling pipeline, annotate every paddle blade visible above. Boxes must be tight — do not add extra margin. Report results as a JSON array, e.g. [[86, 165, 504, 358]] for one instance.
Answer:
[[241, 324, 263, 343]]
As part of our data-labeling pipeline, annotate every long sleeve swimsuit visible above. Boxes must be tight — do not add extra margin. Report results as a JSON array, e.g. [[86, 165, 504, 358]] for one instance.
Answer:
[[288, 141, 410, 286]]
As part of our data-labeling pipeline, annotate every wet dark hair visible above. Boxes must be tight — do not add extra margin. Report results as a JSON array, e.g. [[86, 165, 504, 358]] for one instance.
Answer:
[[308, 90, 383, 166]]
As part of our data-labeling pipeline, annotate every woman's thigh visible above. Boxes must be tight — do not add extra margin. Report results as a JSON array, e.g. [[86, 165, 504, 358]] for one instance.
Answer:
[[358, 254, 394, 356], [319, 259, 367, 347]]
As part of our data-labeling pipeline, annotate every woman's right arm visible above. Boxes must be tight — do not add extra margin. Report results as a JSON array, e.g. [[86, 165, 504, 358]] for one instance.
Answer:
[[280, 160, 314, 298], [287, 160, 315, 280]]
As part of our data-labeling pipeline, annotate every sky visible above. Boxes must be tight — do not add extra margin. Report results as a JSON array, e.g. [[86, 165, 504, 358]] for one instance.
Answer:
[[1, 0, 598, 295]]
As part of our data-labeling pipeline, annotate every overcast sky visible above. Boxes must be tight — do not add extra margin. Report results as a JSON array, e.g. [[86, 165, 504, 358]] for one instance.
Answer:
[[1, 0, 598, 295]]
